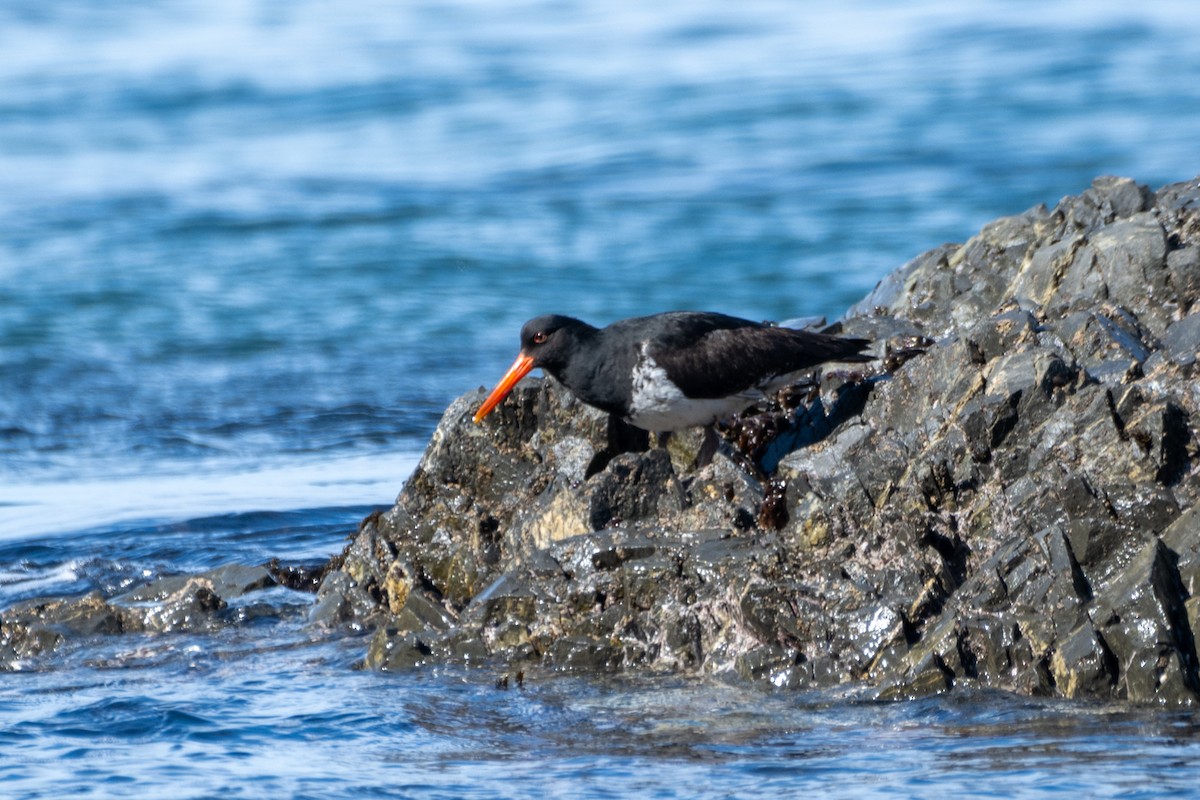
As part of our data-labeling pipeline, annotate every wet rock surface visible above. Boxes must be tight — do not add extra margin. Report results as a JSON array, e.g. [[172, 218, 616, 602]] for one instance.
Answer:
[[5, 176, 1199, 704], [334, 175, 1200, 703], [0, 564, 315, 667]]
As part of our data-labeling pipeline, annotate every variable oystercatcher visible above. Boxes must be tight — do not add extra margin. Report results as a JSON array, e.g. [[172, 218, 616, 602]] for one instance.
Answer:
[[473, 311, 872, 465]]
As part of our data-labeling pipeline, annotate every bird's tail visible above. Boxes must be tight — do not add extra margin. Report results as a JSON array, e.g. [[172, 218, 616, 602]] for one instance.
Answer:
[[833, 336, 873, 362]]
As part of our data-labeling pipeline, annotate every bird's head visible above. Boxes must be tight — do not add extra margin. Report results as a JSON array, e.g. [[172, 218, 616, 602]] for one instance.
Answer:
[[473, 314, 592, 423]]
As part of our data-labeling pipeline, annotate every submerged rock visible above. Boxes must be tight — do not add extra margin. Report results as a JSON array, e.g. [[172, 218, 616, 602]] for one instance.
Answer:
[[0, 563, 308, 667], [328, 175, 1200, 704]]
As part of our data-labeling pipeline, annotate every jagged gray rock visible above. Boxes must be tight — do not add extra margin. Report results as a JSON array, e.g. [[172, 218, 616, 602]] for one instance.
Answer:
[[328, 175, 1200, 703]]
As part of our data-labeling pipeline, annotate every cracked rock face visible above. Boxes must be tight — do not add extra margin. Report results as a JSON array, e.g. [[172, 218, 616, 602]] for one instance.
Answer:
[[327, 175, 1200, 703], [319, 175, 1200, 702]]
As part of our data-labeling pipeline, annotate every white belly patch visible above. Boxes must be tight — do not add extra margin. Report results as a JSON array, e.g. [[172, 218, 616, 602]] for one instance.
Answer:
[[626, 349, 762, 431]]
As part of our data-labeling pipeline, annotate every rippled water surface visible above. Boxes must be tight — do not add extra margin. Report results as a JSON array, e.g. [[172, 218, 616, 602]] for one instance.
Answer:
[[5, 657, 1200, 798], [3, 0, 1200, 796]]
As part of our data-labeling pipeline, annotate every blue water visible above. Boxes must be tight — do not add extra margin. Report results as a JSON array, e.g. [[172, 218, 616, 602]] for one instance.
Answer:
[[3, 0, 1200, 796]]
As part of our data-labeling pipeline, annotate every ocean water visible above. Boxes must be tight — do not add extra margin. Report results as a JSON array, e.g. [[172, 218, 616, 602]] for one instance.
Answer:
[[2, 0, 1200, 796]]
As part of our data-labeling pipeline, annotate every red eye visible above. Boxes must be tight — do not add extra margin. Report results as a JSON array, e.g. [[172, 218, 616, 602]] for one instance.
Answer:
[[533, 331, 548, 344]]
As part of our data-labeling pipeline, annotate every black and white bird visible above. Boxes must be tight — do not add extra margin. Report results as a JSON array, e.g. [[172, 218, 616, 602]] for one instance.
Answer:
[[473, 311, 872, 465]]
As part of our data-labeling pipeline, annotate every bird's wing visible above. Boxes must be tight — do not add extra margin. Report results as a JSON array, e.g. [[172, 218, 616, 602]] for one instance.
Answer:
[[651, 325, 869, 399]]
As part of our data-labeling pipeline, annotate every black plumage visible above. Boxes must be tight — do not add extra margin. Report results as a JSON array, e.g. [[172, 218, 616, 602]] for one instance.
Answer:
[[475, 311, 871, 439]]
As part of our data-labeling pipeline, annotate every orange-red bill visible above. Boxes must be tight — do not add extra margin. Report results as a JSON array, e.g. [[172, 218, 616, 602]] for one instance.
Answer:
[[473, 352, 535, 423]]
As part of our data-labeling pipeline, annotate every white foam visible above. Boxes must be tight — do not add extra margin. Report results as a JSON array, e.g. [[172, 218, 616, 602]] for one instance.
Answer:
[[0, 560, 81, 594], [0, 452, 420, 542]]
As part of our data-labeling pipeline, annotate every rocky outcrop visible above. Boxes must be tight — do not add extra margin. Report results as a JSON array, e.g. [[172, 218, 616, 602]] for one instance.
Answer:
[[4, 176, 1198, 705], [326, 175, 1200, 703]]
